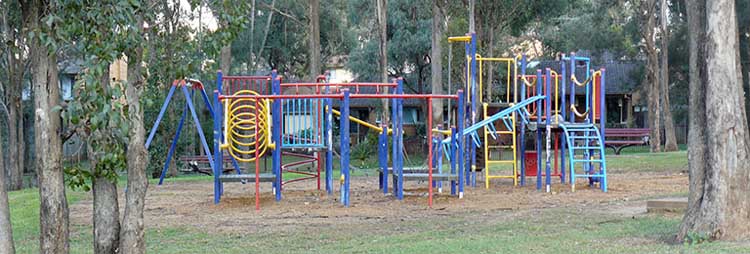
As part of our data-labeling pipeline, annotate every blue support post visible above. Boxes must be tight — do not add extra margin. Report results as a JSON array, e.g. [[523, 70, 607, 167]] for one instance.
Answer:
[[600, 69, 608, 192], [181, 86, 215, 172], [145, 85, 177, 149], [568, 55, 577, 184], [457, 90, 465, 198], [199, 88, 215, 118], [560, 56, 567, 184], [272, 72, 282, 201], [340, 89, 351, 206], [325, 81, 333, 194], [519, 55, 527, 186], [535, 69, 543, 191], [213, 90, 223, 204], [158, 104, 187, 185], [469, 33, 478, 188], [379, 124, 388, 193], [545, 69, 552, 192], [396, 78, 405, 200], [450, 126, 457, 195], [391, 86, 399, 197]]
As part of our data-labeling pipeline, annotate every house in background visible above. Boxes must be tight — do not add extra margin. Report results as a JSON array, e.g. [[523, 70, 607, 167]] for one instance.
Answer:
[[57, 58, 129, 161]]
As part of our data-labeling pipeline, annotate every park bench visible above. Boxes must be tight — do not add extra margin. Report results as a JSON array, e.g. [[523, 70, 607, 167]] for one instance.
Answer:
[[178, 155, 235, 175], [604, 128, 650, 155]]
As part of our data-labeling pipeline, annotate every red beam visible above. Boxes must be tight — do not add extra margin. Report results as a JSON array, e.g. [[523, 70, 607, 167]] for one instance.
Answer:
[[282, 151, 317, 160], [349, 94, 459, 100], [223, 76, 272, 80], [280, 82, 397, 87]]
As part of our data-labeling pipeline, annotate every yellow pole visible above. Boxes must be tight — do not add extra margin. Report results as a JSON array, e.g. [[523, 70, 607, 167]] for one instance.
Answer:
[[328, 106, 391, 134], [482, 103, 493, 189]]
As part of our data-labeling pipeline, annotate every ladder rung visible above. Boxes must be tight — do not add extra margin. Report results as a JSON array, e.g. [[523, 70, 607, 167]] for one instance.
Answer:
[[486, 175, 516, 179], [494, 131, 514, 134], [488, 145, 514, 149], [569, 136, 599, 139], [487, 160, 515, 164]]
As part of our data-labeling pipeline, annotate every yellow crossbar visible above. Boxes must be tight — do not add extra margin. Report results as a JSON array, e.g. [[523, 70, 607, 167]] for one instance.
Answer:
[[327, 106, 391, 134], [448, 36, 471, 42]]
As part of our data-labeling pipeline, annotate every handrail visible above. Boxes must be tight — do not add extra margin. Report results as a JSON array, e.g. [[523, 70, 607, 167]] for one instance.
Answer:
[[326, 106, 392, 134]]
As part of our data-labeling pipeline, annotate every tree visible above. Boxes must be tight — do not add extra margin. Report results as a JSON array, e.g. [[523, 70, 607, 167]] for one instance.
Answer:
[[677, 0, 750, 242], [309, 0, 321, 79], [0, 122, 14, 254], [431, 0, 444, 125], [120, 7, 149, 252], [24, 0, 69, 251], [376, 0, 388, 121], [638, 0, 662, 152], [1, 0, 27, 191], [660, 0, 678, 151]]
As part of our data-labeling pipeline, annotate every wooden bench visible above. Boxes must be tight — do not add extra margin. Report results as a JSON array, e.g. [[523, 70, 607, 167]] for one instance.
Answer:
[[178, 155, 236, 176], [604, 128, 650, 155]]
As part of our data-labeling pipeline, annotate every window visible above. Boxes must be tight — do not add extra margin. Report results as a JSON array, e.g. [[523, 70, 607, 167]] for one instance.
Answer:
[[60, 75, 75, 101], [403, 107, 419, 124]]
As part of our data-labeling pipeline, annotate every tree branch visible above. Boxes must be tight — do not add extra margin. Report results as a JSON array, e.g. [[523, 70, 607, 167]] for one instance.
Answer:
[[259, 2, 303, 26]]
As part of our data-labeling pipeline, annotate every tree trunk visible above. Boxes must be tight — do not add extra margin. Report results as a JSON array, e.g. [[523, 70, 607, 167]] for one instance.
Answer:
[[248, 0, 256, 71], [677, 0, 750, 242], [93, 176, 119, 253], [256, 0, 276, 69], [309, 0, 321, 80], [660, 0, 679, 151], [2, 2, 26, 191], [119, 14, 149, 254], [376, 0, 389, 122], [431, 0, 443, 126], [220, 45, 231, 74], [469, 0, 475, 33], [486, 26, 494, 102], [0, 126, 15, 254], [641, 0, 662, 152], [4, 33, 25, 191], [30, 11, 70, 253], [91, 70, 120, 254]]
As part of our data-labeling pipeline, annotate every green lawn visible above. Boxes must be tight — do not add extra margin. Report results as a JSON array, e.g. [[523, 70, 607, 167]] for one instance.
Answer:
[[10, 149, 744, 254]]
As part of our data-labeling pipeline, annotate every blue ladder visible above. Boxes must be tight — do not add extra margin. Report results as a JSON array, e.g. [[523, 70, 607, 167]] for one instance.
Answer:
[[559, 123, 607, 192]]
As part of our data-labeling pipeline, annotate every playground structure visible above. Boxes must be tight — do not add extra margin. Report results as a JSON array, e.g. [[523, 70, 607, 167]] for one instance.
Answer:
[[146, 32, 608, 210], [445, 33, 607, 194]]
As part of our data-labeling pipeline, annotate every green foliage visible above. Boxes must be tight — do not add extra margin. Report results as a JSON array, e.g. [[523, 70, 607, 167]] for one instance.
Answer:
[[540, 0, 639, 60], [230, 0, 353, 78], [347, 0, 432, 90], [50, 1, 141, 189]]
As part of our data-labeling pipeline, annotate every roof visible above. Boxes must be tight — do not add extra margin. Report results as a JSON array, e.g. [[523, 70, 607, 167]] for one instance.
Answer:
[[58, 59, 84, 75]]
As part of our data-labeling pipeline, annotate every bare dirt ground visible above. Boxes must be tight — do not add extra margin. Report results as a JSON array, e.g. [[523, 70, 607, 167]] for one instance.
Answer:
[[69, 171, 688, 236]]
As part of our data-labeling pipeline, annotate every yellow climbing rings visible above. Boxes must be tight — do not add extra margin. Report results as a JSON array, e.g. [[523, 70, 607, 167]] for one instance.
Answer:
[[224, 90, 271, 162]]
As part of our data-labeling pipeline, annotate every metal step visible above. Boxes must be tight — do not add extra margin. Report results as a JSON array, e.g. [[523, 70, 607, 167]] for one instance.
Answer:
[[402, 173, 458, 181], [219, 173, 276, 183]]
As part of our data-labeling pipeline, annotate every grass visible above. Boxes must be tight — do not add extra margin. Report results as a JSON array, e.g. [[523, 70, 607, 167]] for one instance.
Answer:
[[142, 209, 750, 254], [7, 149, 715, 253], [8, 188, 88, 253]]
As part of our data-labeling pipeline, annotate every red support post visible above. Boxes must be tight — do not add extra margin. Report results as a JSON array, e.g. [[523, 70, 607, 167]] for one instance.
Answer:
[[428, 98, 433, 208]]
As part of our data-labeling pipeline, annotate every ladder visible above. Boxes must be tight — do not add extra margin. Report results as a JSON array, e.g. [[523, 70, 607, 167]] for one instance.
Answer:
[[559, 123, 607, 192], [483, 103, 518, 188]]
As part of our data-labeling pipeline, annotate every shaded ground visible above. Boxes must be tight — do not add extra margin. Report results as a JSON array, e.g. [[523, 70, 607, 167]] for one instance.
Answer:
[[70, 170, 687, 237]]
